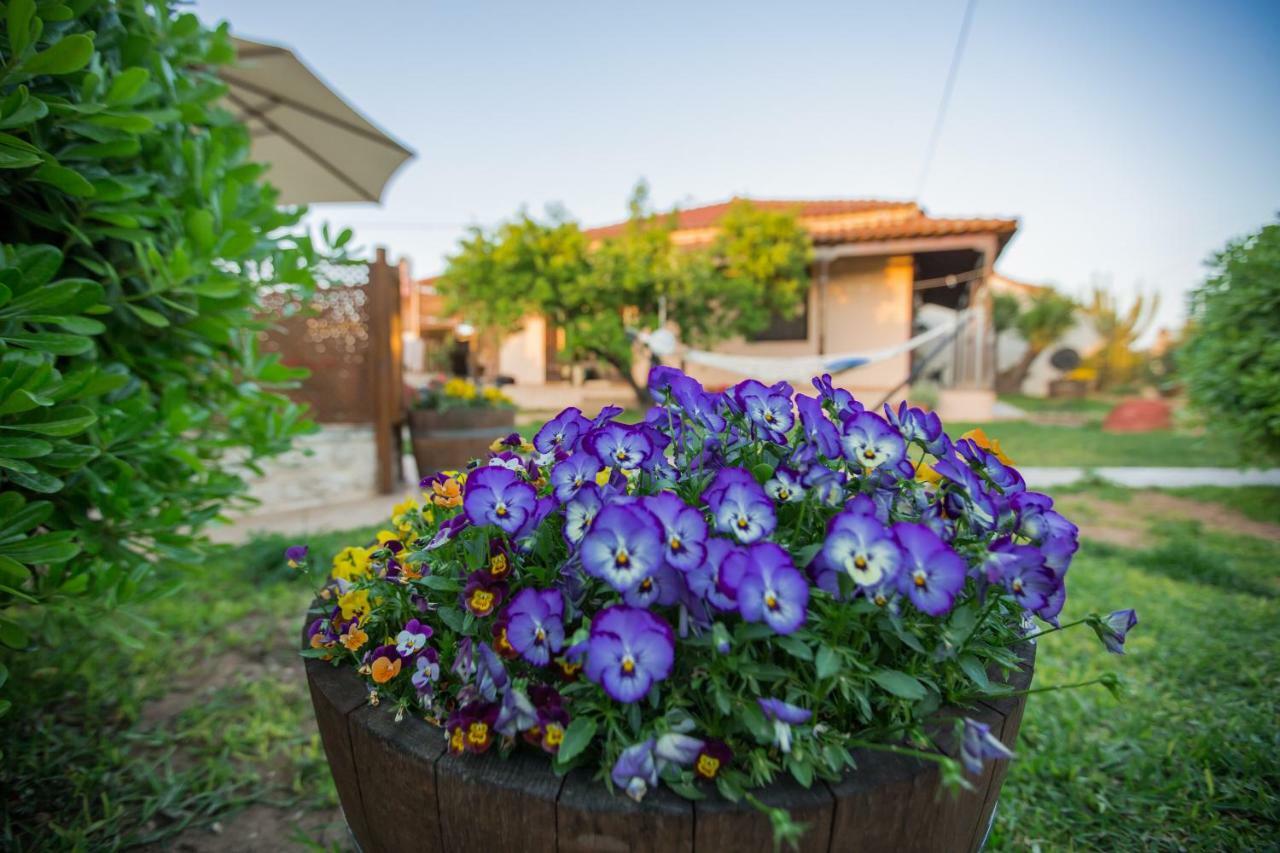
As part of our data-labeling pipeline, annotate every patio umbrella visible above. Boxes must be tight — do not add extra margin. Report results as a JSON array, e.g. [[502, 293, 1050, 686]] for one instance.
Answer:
[[221, 36, 414, 205]]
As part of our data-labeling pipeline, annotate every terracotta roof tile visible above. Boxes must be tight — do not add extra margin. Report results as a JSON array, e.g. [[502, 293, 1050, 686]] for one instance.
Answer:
[[587, 197, 1018, 250]]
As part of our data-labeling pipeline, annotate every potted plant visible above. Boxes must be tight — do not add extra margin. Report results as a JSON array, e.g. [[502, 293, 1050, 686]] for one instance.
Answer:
[[293, 367, 1135, 853], [406, 376, 517, 476]]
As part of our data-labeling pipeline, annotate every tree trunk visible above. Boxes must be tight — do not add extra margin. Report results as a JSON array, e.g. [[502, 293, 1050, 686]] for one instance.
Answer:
[[592, 348, 651, 408], [996, 346, 1041, 395]]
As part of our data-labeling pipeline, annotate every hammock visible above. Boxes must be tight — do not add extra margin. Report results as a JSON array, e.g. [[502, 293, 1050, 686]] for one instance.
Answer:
[[682, 311, 971, 383]]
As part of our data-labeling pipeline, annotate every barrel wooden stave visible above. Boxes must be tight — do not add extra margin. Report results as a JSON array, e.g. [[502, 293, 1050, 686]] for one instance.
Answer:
[[304, 616, 1035, 853], [407, 407, 516, 475]]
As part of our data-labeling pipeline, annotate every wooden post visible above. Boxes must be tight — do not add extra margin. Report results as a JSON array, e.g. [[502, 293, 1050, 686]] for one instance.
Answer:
[[368, 248, 403, 494]]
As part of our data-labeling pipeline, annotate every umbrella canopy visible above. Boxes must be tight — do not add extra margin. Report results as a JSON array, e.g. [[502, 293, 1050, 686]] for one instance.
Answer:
[[222, 36, 414, 205]]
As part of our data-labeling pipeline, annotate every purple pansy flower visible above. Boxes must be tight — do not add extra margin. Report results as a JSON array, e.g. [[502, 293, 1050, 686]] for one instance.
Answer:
[[884, 401, 946, 454], [812, 373, 858, 412], [706, 467, 776, 544], [736, 543, 809, 634], [395, 618, 433, 657], [654, 732, 704, 767], [495, 686, 540, 737], [411, 649, 440, 693], [464, 465, 537, 535], [819, 511, 902, 589], [891, 522, 967, 616], [584, 422, 653, 471], [623, 562, 684, 608], [475, 641, 509, 702], [841, 411, 907, 471], [534, 406, 590, 454], [764, 467, 805, 504], [795, 393, 842, 458], [584, 605, 675, 703], [426, 513, 470, 550], [550, 452, 602, 503], [285, 545, 309, 567], [505, 587, 565, 666], [685, 537, 742, 612], [733, 379, 795, 439], [580, 504, 665, 592], [563, 483, 605, 545], [757, 697, 812, 753], [1094, 608, 1138, 654], [642, 492, 708, 572], [960, 717, 1015, 775], [611, 739, 658, 802]]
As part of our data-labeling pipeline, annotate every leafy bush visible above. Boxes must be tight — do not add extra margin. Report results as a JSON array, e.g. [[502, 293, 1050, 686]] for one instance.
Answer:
[[0, 0, 343, 711], [1180, 219, 1280, 462]]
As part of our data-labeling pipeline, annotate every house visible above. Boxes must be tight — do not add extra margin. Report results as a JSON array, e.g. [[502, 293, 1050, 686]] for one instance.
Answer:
[[410, 198, 1019, 419]]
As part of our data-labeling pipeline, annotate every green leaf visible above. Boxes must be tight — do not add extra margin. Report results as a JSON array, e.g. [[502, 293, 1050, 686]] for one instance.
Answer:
[[127, 304, 169, 327], [21, 33, 95, 76], [0, 331, 93, 355], [33, 162, 95, 197], [776, 635, 813, 661], [7, 0, 36, 59], [0, 532, 80, 563], [0, 557, 28, 586], [815, 645, 841, 680], [556, 716, 597, 764], [107, 68, 150, 105], [869, 669, 928, 700], [5, 469, 64, 493], [0, 457, 38, 474], [0, 438, 52, 458], [0, 619, 29, 649], [957, 655, 991, 690], [0, 404, 97, 436], [0, 134, 43, 169]]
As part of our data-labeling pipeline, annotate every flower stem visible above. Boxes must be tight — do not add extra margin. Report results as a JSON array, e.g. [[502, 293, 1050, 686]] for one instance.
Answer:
[[1015, 616, 1090, 643]]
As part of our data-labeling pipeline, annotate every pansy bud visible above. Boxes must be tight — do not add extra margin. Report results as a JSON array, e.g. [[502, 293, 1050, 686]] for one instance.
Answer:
[[654, 733, 704, 767]]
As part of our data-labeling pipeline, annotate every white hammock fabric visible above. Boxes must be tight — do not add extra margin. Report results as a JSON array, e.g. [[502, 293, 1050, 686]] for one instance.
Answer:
[[682, 311, 971, 383]]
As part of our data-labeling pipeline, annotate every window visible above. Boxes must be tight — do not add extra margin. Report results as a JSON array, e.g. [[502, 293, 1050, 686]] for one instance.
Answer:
[[752, 297, 809, 342]]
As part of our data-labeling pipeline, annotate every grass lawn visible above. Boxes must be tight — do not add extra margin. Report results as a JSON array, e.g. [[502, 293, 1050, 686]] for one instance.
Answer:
[[2, 487, 1275, 850], [999, 393, 1116, 417], [947, 420, 1242, 468]]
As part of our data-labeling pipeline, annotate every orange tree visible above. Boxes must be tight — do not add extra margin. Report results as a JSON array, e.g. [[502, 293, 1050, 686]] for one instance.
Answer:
[[438, 184, 811, 405]]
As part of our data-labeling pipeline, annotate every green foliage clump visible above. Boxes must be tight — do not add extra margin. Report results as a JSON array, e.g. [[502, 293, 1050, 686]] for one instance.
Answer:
[[438, 183, 811, 403], [1180, 219, 1280, 463], [995, 287, 1077, 392], [0, 0, 345, 710]]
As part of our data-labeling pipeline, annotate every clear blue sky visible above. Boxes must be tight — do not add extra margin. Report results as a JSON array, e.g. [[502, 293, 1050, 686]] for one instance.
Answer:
[[195, 0, 1280, 334]]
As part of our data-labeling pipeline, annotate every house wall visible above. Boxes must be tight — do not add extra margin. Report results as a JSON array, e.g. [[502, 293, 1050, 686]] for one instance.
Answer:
[[681, 254, 914, 397], [495, 315, 549, 385]]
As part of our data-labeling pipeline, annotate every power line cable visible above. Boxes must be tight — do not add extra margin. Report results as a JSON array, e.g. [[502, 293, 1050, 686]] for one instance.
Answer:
[[914, 0, 977, 200]]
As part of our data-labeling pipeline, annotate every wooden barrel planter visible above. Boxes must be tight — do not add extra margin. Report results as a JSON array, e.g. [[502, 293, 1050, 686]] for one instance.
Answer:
[[407, 407, 517, 477], [304, 614, 1035, 853]]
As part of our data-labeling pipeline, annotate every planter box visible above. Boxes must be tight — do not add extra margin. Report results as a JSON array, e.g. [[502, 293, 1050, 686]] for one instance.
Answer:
[[303, 613, 1035, 853], [407, 407, 516, 477]]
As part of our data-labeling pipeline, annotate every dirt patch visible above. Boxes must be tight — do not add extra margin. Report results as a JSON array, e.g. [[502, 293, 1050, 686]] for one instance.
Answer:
[[164, 804, 351, 852], [1135, 492, 1280, 542], [1058, 490, 1280, 550]]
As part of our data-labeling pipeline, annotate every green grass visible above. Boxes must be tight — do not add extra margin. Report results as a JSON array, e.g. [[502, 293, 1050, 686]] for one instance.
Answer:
[[990, 524, 1280, 850], [1159, 486, 1280, 526], [999, 393, 1115, 416], [948, 420, 1241, 468], [0, 526, 376, 852], [3, 492, 1277, 850]]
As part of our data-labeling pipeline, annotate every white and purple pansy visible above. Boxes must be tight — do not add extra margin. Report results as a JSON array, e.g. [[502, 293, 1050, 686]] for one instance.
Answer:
[[584, 422, 653, 471], [840, 410, 907, 471], [580, 503, 665, 592], [533, 406, 590, 454], [757, 697, 812, 753], [734, 542, 809, 634], [642, 491, 709, 572], [820, 510, 903, 589], [395, 617, 433, 657]]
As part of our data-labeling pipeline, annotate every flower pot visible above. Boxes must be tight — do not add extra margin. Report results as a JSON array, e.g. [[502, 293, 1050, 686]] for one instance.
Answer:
[[407, 408, 517, 478], [303, 612, 1035, 853]]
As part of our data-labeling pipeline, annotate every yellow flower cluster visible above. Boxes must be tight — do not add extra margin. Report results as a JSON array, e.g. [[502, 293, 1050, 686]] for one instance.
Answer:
[[482, 386, 513, 406], [443, 377, 477, 400]]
